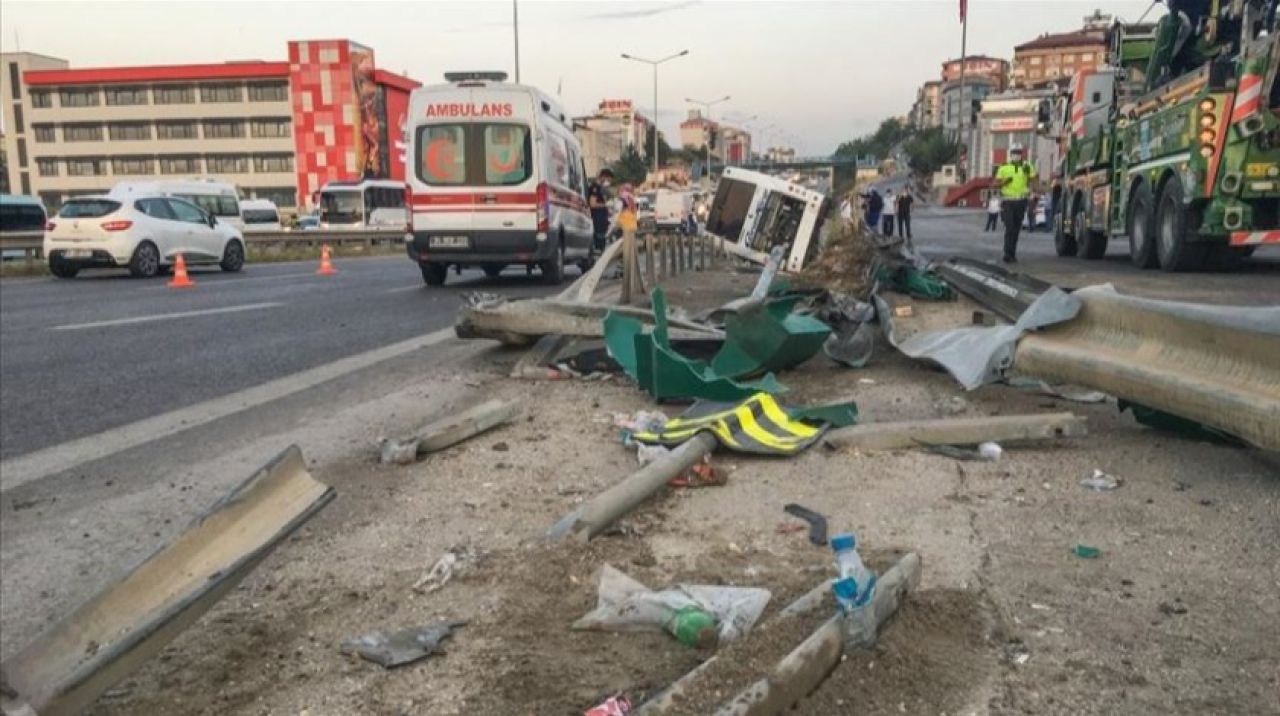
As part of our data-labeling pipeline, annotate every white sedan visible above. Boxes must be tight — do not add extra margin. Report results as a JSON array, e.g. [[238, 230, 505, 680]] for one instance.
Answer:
[[44, 195, 246, 279]]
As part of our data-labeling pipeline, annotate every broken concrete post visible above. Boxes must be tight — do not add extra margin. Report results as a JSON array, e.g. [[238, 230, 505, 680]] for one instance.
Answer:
[[635, 575, 835, 715], [622, 228, 636, 305], [549, 432, 717, 542], [823, 412, 1086, 451], [646, 233, 657, 287], [712, 553, 923, 716], [415, 399, 519, 455]]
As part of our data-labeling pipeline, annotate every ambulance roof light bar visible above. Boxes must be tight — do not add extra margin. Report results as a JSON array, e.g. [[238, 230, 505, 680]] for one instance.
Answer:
[[444, 71, 510, 84]]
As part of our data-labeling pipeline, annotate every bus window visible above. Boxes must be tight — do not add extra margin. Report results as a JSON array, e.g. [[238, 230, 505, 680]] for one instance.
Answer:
[[0, 202, 46, 231], [320, 190, 362, 224]]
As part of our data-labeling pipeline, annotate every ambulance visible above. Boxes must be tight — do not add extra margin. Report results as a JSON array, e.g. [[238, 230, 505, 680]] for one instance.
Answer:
[[404, 71, 595, 286]]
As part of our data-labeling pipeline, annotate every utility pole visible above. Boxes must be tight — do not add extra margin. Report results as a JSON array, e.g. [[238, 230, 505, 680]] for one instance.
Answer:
[[513, 0, 521, 83], [957, 0, 969, 179], [621, 50, 690, 180], [686, 95, 730, 184]]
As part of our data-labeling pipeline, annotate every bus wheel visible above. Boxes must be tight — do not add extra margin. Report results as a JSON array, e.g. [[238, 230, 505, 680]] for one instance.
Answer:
[[420, 262, 448, 286], [1126, 184, 1158, 269], [1054, 203, 1077, 257], [1155, 177, 1207, 272]]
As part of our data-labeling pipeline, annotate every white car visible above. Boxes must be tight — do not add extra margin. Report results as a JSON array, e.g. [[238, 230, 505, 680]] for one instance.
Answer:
[[44, 195, 246, 279]]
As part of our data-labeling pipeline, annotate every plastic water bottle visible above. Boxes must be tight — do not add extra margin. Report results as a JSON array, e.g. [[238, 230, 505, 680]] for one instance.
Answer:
[[830, 533, 877, 647]]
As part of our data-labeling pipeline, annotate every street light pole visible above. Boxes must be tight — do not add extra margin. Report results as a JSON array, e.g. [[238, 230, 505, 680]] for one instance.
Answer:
[[621, 50, 690, 180], [687, 95, 730, 183], [513, 0, 520, 83]]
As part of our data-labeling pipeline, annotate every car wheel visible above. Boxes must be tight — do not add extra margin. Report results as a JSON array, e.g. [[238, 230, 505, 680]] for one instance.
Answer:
[[128, 241, 161, 278], [1053, 201, 1077, 257], [1126, 184, 1158, 269], [1155, 177, 1206, 272], [49, 256, 80, 279], [420, 262, 448, 286], [1075, 203, 1107, 259], [220, 240, 245, 272], [482, 263, 505, 279], [540, 238, 566, 285]]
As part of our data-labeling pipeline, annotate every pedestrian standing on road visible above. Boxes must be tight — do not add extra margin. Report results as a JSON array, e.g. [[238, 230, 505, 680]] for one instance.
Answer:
[[896, 191, 914, 243], [985, 194, 1001, 232], [587, 168, 614, 252], [994, 146, 1038, 263], [881, 189, 896, 237], [864, 188, 883, 233]]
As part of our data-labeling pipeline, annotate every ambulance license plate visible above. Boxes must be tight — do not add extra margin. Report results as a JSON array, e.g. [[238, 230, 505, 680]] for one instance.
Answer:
[[430, 235, 469, 249]]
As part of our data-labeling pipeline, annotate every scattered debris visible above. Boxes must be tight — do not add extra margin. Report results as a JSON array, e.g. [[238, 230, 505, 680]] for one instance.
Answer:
[[1119, 399, 1246, 445], [457, 294, 722, 347], [1005, 376, 1108, 403], [1158, 600, 1189, 616], [380, 399, 520, 464], [1071, 544, 1102, 559], [631, 392, 856, 456], [825, 412, 1085, 451], [793, 222, 877, 298], [614, 410, 670, 435], [666, 456, 726, 489], [0, 446, 335, 716], [920, 440, 1003, 462], [584, 695, 633, 716], [1079, 469, 1121, 491], [782, 504, 829, 546], [571, 564, 771, 646], [607, 288, 785, 401], [412, 544, 484, 594], [339, 620, 465, 668]]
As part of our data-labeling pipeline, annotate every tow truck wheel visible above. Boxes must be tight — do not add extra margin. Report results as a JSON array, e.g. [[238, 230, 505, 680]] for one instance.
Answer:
[[1054, 203, 1078, 257], [1155, 177, 1207, 272], [1126, 184, 1158, 269], [1075, 204, 1107, 260], [420, 262, 448, 286]]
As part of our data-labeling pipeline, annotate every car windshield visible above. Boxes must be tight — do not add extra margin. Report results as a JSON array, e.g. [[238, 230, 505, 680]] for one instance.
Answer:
[[320, 191, 362, 223], [58, 199, 121, 218]]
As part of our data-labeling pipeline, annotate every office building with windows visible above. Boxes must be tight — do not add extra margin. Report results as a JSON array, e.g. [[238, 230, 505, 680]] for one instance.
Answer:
[[1, 40, 419, 214]]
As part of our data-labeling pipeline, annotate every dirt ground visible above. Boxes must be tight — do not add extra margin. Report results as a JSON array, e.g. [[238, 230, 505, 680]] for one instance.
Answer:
[[85, 266, 1280, 716]]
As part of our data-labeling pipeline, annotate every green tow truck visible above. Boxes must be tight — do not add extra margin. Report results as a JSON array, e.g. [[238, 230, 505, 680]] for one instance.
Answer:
[[1045, 1, 1280, 271]]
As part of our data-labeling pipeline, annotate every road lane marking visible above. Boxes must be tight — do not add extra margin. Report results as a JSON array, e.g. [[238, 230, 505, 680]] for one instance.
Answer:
[[146, 271, 318, 288], [50, 302, 284, 331], [0, 327, 455, 492]]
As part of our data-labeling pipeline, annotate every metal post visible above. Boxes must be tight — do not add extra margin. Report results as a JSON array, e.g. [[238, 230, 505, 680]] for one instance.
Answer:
[[652, 64, 659, 178], [513, 0, 521, 83], [645, 232, 656, 287], [957, 12, 968, 179], [622, 229, 635, 305]]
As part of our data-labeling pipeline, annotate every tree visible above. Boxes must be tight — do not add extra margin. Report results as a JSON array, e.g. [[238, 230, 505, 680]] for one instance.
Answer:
[[608, 145, 648, 186], [834, 117, 912, 162], [640, 124, 674, 168], [903, 127, 961, 176]]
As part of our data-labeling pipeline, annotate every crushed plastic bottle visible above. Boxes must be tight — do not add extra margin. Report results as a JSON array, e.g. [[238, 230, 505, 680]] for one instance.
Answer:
[[830, 533, 878, 647], [665, 606, 718, 648]]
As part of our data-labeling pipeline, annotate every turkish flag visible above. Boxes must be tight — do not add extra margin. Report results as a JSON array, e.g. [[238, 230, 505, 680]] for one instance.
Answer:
[[960, 0, 967, 23]]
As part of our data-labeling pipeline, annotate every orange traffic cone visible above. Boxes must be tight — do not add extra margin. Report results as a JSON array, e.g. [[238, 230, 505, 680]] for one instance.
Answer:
[[168, 253, 195, 288], [317, 245, 337, 276]]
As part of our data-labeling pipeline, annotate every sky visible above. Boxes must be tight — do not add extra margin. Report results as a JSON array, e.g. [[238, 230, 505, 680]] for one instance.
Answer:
[[2, 0, 1162, 154]]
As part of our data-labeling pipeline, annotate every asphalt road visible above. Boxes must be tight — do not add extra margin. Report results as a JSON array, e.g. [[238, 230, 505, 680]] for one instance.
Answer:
[[908, 205, 1280, 304], [0, 256, 563, 460]]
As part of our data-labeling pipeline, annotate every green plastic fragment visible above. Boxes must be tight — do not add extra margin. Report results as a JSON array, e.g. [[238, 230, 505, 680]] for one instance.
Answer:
[[709, 296, 831, 380], [1118, 400, 1244, 446], [875, 264, 955, 300], [1071, 544, 1101, 559]]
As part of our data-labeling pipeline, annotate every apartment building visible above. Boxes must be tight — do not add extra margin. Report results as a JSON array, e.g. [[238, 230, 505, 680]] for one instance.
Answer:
[[1, 39, 419, 213], [1011, 30, 1107, 89]]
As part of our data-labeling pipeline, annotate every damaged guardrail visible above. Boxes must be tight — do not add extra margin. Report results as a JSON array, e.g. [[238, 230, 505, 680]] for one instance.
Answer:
[[1011, 286, 1280, 451]]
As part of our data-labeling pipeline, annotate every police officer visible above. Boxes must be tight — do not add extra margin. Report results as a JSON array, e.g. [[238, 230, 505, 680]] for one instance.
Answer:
[[995, 145, 1038, 263]]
